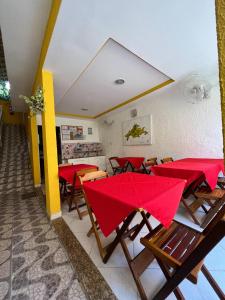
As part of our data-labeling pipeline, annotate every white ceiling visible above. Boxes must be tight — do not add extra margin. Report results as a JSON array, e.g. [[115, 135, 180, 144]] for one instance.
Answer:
[[0, 0, 52, 111], [56, 38, 171, 116], [45, 0, 218, 117]]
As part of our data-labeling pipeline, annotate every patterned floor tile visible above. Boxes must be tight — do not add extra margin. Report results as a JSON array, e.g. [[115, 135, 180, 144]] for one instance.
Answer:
[[0, 125, 89, 300]]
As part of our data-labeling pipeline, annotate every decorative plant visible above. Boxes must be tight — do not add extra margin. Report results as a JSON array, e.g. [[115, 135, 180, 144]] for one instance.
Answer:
[[19, 87, 44, 115]]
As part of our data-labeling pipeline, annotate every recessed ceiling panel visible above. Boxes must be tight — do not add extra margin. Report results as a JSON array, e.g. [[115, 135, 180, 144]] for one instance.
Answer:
[[56, 38, 171, 116]]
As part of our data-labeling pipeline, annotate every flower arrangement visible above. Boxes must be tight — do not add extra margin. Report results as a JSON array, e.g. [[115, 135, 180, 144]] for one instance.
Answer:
[[20, 87, 44, 115]]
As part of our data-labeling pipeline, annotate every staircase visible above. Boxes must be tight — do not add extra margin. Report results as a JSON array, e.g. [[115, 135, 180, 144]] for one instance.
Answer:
[[0, 124, 34, 195]]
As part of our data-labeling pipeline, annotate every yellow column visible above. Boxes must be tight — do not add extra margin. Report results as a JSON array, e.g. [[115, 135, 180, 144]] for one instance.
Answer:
[[28, 114, 41, 186], [41, 69, 61, 218], [216, 0, 225, 163]]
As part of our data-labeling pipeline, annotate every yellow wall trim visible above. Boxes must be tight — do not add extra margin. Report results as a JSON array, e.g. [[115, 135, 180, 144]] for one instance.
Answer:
[[32, 0, 62, 91], [56, 112, 94, 119], [94, 79, 174, 118]]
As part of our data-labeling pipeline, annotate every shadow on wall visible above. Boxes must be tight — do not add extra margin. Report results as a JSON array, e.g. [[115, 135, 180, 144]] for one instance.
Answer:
[[0, 99, 24, 124]]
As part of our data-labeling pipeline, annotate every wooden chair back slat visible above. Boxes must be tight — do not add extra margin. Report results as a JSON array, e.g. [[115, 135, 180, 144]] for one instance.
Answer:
[[146, 157, 158, 165], [76, 167, 98, 177], [58, 163, 72, 167], [79, 170, 108, 184], [161, 157, 174, 164]]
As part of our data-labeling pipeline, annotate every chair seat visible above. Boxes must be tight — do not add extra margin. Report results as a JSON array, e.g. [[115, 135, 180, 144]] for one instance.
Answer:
[[195, 187, 225, 200], [141, 222, 202, 283]]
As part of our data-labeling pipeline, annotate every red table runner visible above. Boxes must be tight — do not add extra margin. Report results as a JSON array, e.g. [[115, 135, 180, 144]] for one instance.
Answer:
[[152, 159, 223, 190], [58, 164, 98, 187], [83, 172, 186, 236], [115, 157, 145, 169]]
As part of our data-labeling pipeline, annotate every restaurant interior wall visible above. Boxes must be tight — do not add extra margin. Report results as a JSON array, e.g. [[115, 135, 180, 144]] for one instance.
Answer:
[[98, 73, 223, 163], [36, 114, 100, 144]]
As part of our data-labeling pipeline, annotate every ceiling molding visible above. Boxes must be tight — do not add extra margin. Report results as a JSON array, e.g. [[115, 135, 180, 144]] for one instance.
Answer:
[[33, 0, 62, 92], [94, 79, 174, 118], [55, 112, 94, 119]]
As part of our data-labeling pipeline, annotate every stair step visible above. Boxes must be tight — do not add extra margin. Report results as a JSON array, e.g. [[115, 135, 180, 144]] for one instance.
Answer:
[[0, 124, 35, 194]]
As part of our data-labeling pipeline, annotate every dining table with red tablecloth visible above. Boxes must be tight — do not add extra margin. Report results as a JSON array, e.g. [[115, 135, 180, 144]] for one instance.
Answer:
[[115, 157, 145, 171], [58, 164, 98, 188], [83, 172, 186, 297], [83, 172, 186, 237], [151, 158, 224, 191]]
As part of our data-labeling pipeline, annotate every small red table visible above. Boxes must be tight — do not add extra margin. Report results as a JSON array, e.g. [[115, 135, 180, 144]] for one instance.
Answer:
[[58, 164, 98, 211], [83, 172, 186, 297], [58, 164, 98, 187], [151, 159, 223, 191], [115, 157, 146, 172], [84, 172, 186, 237]]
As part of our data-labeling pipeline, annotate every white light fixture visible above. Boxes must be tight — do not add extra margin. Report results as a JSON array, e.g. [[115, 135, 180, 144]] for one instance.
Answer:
[[103, 119, 114, 126], [114, 78, 125, 85]]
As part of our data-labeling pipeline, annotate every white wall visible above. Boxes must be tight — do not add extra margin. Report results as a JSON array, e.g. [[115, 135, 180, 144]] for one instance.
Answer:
[[98, 75, 223, 162], [36, 114, 100, 143]]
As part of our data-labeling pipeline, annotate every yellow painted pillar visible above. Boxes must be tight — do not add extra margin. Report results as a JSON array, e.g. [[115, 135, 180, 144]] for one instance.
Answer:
[[28, 114, 41, 186], [216, 0, 225, 163], [41, 69, 61, 218]]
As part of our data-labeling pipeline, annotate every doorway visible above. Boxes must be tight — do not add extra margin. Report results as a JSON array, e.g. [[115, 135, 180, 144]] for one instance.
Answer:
[[38, 125, 62, 180]]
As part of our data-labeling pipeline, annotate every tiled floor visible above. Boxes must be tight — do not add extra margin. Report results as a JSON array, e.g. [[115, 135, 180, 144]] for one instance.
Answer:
[[0, 125, 87, 300], [62, 202, 225, 300]]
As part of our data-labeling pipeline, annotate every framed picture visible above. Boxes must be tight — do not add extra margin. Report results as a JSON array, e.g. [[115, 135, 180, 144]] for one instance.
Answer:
[[61, 125, 84, 140], [122, 115, 152, 145], [88, 127, 93, 135]]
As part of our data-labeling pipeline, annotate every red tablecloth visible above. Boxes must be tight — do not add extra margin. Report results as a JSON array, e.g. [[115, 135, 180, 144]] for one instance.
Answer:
[[115, 157, 145, 169], [152, 159, 223, 190], [83, 172, 186, 236], [58, 164, 98, 187], [178, 158, 224, 173]]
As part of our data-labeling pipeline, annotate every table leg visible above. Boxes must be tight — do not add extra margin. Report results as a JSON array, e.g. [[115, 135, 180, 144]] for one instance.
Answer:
[[103, 210, 137, 263], [141, 163, 149, 174], [130, 212, 152, 241]]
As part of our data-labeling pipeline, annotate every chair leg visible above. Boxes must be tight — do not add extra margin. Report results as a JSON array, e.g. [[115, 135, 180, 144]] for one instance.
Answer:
[[68, 195, 74, 212], [120, 235, 148, 300], [156, 259, 185, 300], [74, 196, 83, 220], [181, 198, 201, 225], [87, 220, 99, 237], [201, 265, 225, 299], [85, 200, 107, 259]]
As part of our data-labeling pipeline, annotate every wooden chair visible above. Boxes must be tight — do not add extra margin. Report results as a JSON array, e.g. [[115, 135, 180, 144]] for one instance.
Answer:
[[79, 170, 109, 259], [145, 157, 158, 174], [140, 200, 225, 300], [161, 157, 174, 164], [68, 167, 98, 219], [189, 185, 225, 227], [109, 156, 123, 175]]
